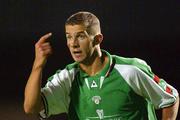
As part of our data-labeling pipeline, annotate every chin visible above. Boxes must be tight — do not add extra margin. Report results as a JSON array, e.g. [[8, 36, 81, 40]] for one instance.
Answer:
[[73, 57, 83, 63]]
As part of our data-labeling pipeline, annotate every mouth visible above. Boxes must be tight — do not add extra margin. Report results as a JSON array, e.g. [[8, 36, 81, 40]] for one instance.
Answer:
[[73, 51, 81, 53], [73, 50, 82, 56]]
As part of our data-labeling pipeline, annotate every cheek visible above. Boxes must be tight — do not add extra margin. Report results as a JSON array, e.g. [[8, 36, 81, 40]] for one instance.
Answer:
[[81, 40, 92, 48], [66, 41, 70, 48], [84, 41, 93, 50], [83, 42, 93, 53]]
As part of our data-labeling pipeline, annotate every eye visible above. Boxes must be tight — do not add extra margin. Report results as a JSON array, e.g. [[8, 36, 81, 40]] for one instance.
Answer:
[[66, 35, 72, 40], [76, 33, 86, 40]]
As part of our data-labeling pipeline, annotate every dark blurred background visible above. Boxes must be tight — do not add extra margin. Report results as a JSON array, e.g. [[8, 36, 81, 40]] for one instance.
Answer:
[[0, 0, 179, 119]]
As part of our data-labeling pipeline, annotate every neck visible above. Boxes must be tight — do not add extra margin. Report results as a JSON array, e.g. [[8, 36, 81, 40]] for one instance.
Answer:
[[79, 49, 108, 76]]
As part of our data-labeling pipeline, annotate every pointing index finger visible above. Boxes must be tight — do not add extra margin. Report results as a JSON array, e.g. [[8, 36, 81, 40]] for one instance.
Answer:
[[38, 33, 52, 44]]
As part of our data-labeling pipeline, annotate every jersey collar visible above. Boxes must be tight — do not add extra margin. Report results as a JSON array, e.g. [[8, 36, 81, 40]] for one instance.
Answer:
[[79, 49, 113, 78]]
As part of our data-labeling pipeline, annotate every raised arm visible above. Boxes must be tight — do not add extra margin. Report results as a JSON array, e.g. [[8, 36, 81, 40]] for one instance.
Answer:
[[24, 33, 52, 114]]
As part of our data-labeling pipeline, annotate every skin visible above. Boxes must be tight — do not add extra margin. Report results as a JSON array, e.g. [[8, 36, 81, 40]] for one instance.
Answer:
[[162, 96, 179, 120], [24, 24, 107, 114], [24, 24, 179, 120], [24, 33, 53, 114], [65, 24, 107, 76]]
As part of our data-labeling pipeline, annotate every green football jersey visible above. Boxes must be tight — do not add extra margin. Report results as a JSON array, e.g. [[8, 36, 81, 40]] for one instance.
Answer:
[[40, 50, 178, 120]]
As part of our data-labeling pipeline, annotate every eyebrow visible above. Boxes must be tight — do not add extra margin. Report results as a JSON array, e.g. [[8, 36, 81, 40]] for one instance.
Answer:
[[65, 31, 86, 35]]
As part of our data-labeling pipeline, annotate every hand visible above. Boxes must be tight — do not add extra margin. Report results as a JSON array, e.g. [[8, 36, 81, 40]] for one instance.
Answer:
[[33, 33, 53, 69]]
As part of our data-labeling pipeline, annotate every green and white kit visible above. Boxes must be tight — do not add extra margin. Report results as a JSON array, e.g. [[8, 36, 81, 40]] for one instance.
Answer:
[[40, 50, 178, 120]]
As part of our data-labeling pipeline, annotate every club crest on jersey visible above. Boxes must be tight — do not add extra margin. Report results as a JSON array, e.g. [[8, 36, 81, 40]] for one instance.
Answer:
[[92, 96, 101, 104]]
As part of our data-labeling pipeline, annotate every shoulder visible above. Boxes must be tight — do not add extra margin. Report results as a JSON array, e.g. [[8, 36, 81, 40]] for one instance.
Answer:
[[112, 55, 146, 65], [65, 62, 78, 71], [47, 62, 79, 82], [112, 55, 152, 75]]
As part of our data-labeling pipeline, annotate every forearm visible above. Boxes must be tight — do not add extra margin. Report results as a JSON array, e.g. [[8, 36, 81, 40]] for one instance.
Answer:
[[162, 96, 179, 120], [24, 33, 52, 114], [24, 65, 44, 114]]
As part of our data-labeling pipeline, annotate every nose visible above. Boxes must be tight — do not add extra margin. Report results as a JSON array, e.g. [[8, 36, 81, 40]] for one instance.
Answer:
[[71, 38, 79, 48]]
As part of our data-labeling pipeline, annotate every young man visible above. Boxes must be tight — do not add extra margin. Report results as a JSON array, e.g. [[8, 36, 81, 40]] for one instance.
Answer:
[[24, 11, 179, 120]]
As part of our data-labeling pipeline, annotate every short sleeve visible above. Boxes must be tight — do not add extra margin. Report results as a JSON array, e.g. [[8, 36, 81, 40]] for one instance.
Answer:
[[115, 64, 178, 109], [129, 66, 179, 109], [39, 69, 72, 118]]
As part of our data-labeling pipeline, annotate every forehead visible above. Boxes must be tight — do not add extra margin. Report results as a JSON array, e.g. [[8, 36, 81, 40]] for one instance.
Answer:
[[65, 25, 87, 34]]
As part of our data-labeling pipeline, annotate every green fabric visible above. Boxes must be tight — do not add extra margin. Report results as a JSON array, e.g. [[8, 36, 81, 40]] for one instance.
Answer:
[[67, 50, 157, 120]]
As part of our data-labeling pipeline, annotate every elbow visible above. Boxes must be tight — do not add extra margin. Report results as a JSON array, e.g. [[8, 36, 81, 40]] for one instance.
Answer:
[[23, 102, 37, 114]]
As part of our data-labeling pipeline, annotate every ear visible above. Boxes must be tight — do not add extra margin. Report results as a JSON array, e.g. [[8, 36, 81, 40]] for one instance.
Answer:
[[93, 34, 103, 46]]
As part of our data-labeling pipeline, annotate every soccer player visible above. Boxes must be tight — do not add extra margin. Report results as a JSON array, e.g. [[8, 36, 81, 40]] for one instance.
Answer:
[[24, 11, 179, 120]]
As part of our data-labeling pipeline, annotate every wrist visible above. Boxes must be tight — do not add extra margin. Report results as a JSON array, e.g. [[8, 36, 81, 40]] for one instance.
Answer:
[[32, 60, 46, 71]]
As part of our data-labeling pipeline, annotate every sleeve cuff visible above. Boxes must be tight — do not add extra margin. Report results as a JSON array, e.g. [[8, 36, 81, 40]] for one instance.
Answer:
[[39, 93, 49, 119]]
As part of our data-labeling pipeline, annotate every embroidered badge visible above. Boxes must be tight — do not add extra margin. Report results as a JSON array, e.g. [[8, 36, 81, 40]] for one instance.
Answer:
[[92, 96, 101, 104]]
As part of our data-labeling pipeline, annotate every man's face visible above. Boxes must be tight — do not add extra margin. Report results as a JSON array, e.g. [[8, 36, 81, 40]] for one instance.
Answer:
[[65, 25, 94, 63]]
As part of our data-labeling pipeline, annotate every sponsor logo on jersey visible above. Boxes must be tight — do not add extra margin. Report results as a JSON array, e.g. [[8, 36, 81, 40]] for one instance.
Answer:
[[96, 109, 104, 119]]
